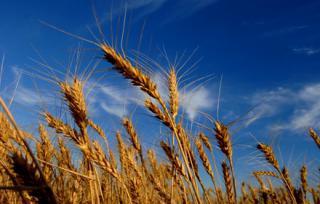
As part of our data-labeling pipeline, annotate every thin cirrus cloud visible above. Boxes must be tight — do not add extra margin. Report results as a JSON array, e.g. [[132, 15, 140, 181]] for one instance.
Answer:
[[262, 25, 308, 37], [109, 0, 219, 23], [100, 102, 128, 118], [244, 87, 294, 127], [246, 83, 320, 133], [292, 47, 320, 56], [89, 82, 144, 118], [281, 84, 320, 131], [14, 86, 52, 107], [2, 66, 54, 108], [109, 0, 166, 20]]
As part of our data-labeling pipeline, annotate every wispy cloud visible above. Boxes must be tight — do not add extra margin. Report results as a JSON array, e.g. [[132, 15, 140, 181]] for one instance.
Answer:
[[110, 0, 167, 20], [100, 102, 128, 118], [5, 66, 54, 108], [244, 87, 294, 127], [246, 83, 320, 133], [165, 0, 219, 22], [274, 84, 320, 132], [292, 47, 320, 56], [262, 25, 308, 37], [85, 81, 144, 118], [109, 0, 219, 23], [14, 86, 52, 106]]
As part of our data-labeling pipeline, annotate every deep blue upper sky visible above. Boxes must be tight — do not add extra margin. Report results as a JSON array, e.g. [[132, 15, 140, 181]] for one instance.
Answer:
[[1, 1, 320, 92], [1, 0, 320, 182]]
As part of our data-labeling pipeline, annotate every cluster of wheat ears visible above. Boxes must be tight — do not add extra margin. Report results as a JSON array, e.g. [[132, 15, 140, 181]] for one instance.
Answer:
[[0, 40, 319, 204]]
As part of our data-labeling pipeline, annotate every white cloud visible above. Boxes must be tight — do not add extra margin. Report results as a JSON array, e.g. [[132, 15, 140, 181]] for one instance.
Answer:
[[281, 84, 320, 131], [288, 102, 320, 131], [85, 80, 145, 118], [101, 102, 127, 118], [180, 86, 214, 120], [247, 83, 320, 133], [245, 87, 294, 126], [293, 47, 320, 56], [100, 86, 128, 102], [14, 86, 52, 107]]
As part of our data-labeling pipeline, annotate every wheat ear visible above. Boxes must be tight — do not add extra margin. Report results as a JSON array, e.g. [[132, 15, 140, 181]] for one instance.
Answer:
[[122, 118, 144, 166], [309, 128, 320, 149], [214, 121, 237, 200], [195, 138, 219, 196], [100, 44, 161, 100], [168, 68, 179, 119], [253, 171, 279, 178], [222, 161, 235, 204], [257, 143, 296, 203], [300, 165, 308, 197]]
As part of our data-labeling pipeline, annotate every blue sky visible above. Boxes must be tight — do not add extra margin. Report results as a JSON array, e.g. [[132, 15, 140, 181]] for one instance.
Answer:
[[1, 0, 320, 183]]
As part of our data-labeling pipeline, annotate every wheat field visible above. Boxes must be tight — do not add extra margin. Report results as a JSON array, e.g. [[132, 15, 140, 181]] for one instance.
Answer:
[[0, 36, 319, 204]]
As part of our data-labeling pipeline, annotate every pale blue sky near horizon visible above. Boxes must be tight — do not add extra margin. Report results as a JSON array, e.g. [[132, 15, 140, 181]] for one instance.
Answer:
[[0, 0, 320, 183]]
